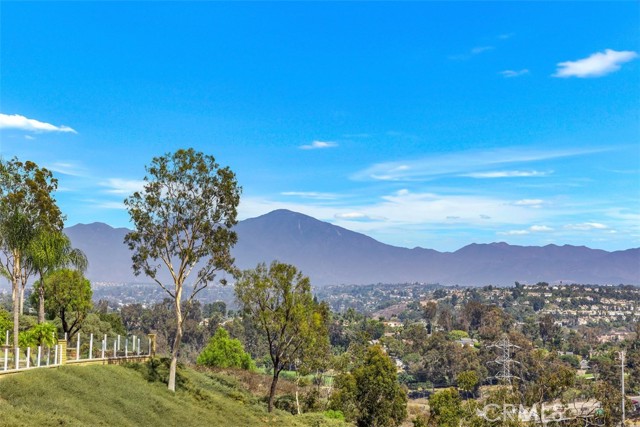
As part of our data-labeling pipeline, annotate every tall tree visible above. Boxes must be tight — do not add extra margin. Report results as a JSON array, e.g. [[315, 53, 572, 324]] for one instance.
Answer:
[[0, 158, 63, 350], [27, 229, 88, 323], [124, 148, 241, 392], [41, 269, 93, 341], [330, 345, 407, 427], [235, 261, 329, 412]]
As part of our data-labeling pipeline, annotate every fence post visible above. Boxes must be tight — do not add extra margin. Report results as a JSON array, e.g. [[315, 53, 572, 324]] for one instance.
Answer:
[[101, 339, 105, 359], [113, 339, 117, 358], [125, 338, 128, 358], [58, 339, 68, 365], [76, 334, 81, 361], [4, 330, 8, 346], [47, 346, 50, 366], [26, 347, 31, 368], [89, 334, 93, 360], [132, 335, 135, 353], [147, 334, 156, 357], [3, 347, 7, 371], [117, 335, 121, 351], [15, 347, 20, 369], [37, 346, 41, 367]]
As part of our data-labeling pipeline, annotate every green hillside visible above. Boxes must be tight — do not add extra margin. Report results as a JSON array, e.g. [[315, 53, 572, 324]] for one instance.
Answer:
[[0, 363, 347, 427]]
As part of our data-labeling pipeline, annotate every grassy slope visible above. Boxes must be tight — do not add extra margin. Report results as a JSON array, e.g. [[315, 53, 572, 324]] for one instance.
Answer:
[[0, 364, 347, 427]]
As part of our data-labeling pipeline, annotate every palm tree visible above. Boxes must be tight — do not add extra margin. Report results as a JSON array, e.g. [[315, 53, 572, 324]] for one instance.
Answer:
[[26, 229, 88, 323]]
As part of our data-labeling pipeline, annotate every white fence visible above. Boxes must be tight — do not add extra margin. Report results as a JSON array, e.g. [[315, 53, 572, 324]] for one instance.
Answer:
[[1, 331, 156, 374]]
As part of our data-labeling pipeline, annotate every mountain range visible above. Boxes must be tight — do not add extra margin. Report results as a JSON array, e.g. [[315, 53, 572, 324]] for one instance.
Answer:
[[64, 209, 640, 287]]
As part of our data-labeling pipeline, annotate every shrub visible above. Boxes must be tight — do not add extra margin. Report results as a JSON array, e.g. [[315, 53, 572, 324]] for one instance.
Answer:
[[197, 328, 255, 370]]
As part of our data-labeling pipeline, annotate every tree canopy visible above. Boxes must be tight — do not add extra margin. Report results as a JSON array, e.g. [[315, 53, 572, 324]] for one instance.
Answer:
[[124, 148, 241, 392], [235, 261, 329, 412]]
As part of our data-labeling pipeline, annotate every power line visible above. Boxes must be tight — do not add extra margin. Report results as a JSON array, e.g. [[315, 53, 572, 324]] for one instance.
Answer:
[[488, 334, 521, 385]]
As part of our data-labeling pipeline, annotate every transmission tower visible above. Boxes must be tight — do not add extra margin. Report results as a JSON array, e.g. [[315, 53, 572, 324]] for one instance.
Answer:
[[488, 335, 521, 385]]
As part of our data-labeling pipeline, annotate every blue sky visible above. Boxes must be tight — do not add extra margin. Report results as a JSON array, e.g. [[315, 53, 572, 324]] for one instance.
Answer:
[[1, 2, 638, 251]]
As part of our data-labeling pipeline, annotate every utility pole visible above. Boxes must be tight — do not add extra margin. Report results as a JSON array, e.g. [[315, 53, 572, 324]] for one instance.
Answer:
[[620, 350, 625, 426]]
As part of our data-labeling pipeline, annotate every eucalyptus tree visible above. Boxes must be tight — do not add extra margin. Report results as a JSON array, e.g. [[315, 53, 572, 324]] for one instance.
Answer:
[[124, 148, 241, 392], [235, 261, 330, 412], [27, 229, 88, 323], [0, 158, 63, 350]]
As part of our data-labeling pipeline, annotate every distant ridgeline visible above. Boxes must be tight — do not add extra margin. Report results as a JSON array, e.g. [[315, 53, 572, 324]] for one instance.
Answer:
[[63, 210, 640, 287]]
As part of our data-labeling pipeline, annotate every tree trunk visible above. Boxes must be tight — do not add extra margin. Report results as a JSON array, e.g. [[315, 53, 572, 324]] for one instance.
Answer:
[[38, 278, 45, 323], [19, 285, 25, 315], [268, 370, 280, 413], [12, 251, 20, 352], [168, 287, 183, 392], [295, 372, 301, 415]]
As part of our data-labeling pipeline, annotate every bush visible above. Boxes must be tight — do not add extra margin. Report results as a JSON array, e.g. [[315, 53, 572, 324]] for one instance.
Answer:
[[274, 394, 297, 414], [197, 328, 255, 370], [323, 410, 345, 420]]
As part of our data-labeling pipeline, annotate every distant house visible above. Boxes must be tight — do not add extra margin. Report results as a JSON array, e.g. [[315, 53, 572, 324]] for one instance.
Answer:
[[456, 338, 478, 347]]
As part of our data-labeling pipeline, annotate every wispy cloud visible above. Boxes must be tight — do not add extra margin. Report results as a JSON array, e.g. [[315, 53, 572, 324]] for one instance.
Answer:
[[499, 69, 529, 78], [553, 49, 638, 78], [281, 191, 340, 200], [565, 222, 609, 230], [498, 33, 515, 40], [449, 46, 494, 60], [530, 225, 553, 232], [101, 178, 146, 195], [499, 229, 530, 236], [463, 170, 551, 179], [352, 147, 600, 182], [514, 199, 545, 208], [500, 225, 553, 235], [334, 212, 382, 222], [0, 113, 77, 133], [299, 140, 337, 150], [47, 162, 86, 177]]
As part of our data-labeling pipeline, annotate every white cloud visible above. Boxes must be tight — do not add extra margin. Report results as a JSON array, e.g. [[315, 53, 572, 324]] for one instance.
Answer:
[[47, 162, 86, 177], [352, 147, 600, 182], [101, 178, 146, 195], [299, 140, 337, 150], [499, 69, 529, 78], [530, 225, 553, 232], [499, 229, 530, 236], [281, 191, 340, 200], [464, 170, 551, 178], [0, 113, 77, 133], [514, 199, 545, 207], [553, 49, 638, 78], [565, 222, 609, 231], [471, 46, 494, 55], [333, 212, 381, 222]]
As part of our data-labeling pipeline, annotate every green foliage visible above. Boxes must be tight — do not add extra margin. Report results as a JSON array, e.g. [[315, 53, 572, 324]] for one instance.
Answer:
[[427, 388, 463, 427], [18, 322, 57, 348], [323, 410, 345, 420], [41, 268, 92, 341], [124, 148, 241, 391], [235, 261, 330, 412], [456, 370, 479, 394], [0, 307, 12, 333], [447, 330, 469, 341], [331, 345, 407, 427], [0, 157, 64, 348], [197, 327, 255, 370]]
